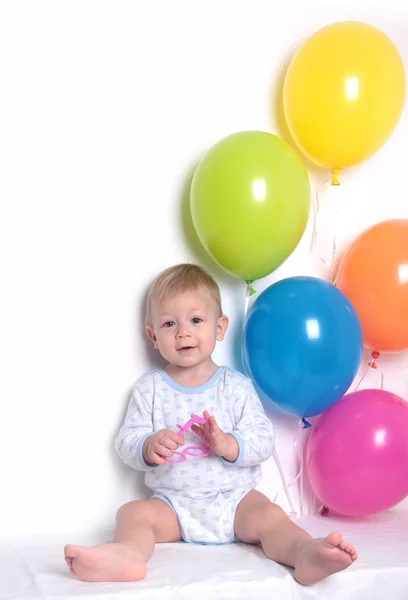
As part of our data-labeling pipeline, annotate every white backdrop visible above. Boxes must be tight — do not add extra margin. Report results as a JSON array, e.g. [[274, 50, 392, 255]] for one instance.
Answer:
[[1, 0, 407, 537]]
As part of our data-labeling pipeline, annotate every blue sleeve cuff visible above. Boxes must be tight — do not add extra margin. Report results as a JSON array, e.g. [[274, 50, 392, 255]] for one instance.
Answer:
[[137, 433, 158, 470], [222, 432, 245, 466]]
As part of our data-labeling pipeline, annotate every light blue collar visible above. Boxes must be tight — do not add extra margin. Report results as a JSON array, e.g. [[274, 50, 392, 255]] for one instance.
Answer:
[[156, 366, 225, 394]]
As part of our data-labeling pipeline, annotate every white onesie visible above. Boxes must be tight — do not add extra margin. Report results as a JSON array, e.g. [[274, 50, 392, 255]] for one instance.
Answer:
[[115, 366, 275, 544]]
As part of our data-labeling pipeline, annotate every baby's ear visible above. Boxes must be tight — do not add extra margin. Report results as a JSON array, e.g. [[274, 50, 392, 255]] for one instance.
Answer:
[[145, 325, 159, 349], [216, 315, 229, 341]]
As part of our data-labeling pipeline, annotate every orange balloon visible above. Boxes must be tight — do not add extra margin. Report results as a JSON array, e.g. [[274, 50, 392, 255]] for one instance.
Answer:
[[336, 220, 408, 353]]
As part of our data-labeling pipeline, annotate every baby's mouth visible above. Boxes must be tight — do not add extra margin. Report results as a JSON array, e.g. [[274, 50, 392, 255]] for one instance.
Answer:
[[178, 346, 197, 352]]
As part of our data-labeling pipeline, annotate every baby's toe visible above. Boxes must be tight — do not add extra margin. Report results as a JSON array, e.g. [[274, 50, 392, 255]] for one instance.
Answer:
[[339, 541, 358, 560]]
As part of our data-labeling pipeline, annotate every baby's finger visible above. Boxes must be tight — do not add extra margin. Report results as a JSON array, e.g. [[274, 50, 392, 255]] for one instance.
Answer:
[[209, 415, 219, 432], [203, 410, 210, 420], [156, 444, 174, 458], [165, 430, 184, 446], [151, 453, 169, 465], [162, 437, 179, 451], [191, 424, 204, 438]]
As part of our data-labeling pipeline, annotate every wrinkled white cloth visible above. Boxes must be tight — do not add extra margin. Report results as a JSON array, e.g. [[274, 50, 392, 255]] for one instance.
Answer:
[[2, 510, 407, 600]]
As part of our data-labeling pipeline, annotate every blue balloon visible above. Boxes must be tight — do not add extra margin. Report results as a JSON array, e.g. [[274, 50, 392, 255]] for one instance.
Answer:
[[244, 276, 363, 417]]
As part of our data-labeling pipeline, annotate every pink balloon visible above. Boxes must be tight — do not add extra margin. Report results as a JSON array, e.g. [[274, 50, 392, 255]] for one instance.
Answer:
[[306, 389, 408, 516]]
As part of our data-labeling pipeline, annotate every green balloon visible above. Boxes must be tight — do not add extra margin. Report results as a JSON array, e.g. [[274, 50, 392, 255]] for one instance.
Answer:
[[190, 131, 311, 281]]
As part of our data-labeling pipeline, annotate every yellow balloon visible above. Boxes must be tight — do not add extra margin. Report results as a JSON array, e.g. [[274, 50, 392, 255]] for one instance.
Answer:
[[283, 22, 406, 171]]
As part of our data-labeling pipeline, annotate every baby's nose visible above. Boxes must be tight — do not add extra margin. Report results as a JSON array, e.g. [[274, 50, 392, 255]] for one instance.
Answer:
[[177, 326, 192, 337]]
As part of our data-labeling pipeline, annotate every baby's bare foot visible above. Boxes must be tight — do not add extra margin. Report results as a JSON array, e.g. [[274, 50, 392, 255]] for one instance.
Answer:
[[64, 542, 147, 582], [294, 531, 357, 585]]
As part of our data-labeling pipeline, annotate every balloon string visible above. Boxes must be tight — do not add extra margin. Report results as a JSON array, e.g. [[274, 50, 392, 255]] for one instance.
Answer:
[[310, 176, 332, 255], [242, 283, 251, 337], [298, 421, 305, 517], [272, 447, 297, 516], [241, 283, 303, 517], [242, 281, 297, 515], [354, 351, 384, 391], [273, 419, 308, 515], [240, 282, 252, 376], [311, 173, 341, 283]]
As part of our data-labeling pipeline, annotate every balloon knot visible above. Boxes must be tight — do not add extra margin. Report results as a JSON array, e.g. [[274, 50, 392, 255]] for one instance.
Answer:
[[320, 506, 330, 517], [302, 417, 312, 429], [331, 169, 341, 186], [245, 281, 256, 296], [370, 350, 380, 369]]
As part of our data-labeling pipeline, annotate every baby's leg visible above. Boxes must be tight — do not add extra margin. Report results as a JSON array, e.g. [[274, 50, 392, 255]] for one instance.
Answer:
[[234, 491, 357, 585], [64, 498, 181, 582]]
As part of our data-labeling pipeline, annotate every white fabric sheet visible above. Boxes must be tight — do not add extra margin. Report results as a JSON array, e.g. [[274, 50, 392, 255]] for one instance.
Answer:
[[1, 510, 407, 600]]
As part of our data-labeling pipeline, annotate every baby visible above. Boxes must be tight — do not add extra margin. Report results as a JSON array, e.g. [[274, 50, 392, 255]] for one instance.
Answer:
[[64, 263, 357, 585]]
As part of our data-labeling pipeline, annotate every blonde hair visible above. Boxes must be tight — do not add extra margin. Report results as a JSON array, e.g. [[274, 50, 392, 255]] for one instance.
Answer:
[[146, 263, 222, 324]]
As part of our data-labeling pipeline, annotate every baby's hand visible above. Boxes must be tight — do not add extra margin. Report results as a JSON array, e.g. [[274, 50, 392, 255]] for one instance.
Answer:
[[191, 411, 238, 462], [143, 429, 184, 466]]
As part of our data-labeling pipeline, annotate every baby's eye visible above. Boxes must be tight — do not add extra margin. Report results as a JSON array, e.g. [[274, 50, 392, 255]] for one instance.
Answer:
[[192, 317, 203, 324], [163, 321, 175, 328]]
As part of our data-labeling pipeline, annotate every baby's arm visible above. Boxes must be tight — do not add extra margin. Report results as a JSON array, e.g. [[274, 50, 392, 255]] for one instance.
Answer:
[[143, 429, 183, 466], [114, 386, 157, 471], [191, 410, 239, 461], [115, 385, 183, 470], [115, 386, 179, 471], [192, 381, 275, 467], [228, 381, 275, 467]]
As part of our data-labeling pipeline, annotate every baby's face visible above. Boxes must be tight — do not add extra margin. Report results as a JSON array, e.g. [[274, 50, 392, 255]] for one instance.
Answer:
[[146, 286, 228, 368]]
